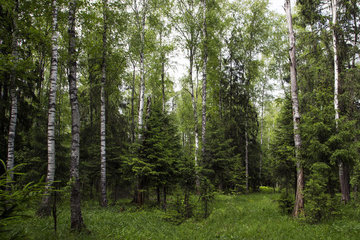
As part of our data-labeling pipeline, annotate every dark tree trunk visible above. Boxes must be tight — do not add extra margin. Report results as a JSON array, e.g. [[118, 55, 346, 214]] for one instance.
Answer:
[[157, 186, 161, 206], [100, 0, 108, 208], [68, 0, 85, 231], [331, 0, 351, 204], [162, 186, 167, 210]]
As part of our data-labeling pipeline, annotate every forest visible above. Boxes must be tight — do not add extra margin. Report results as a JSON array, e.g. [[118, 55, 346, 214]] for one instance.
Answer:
[[1, 0, 360, 238]]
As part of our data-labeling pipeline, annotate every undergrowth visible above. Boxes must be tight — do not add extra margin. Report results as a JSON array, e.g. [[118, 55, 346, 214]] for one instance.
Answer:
[[9, 193, 360, 240]]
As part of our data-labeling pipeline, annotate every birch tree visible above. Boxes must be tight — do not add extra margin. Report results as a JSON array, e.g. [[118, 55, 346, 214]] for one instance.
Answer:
[[38, 0, 59, 216], [100, 0, 108, 208], [68, 0, 85, 230], [201, 0, 208, 162], [137, 0, 147, 140], [6, 0, 19, 183], [170, 0, 201, 190], [332, 0, 350, 204], [285, 0, 304, 217]]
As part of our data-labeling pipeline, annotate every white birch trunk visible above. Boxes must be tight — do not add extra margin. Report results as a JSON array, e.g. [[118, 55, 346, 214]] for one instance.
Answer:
[[138, 0, 147, 140], [201, 0, 208, 160], [160, 31, 166, 113], [38, 0, 59, 215], [259, 85, 264, 185], [6, 0, 19, 183], [332, 0, 339, 128], [7, 90, 17, 182], [285, 0, 304, 217], [131, 62, 136, 143], [100, 0, 108, 208], [68, 0, 84, 230], [245, 126, 249, 193], [190, 49, 200, 190]]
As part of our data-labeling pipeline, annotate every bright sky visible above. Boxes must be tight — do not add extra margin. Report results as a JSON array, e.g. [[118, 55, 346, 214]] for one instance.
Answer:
[[269, 0, 284, 13], [269, 0, 296, 13]]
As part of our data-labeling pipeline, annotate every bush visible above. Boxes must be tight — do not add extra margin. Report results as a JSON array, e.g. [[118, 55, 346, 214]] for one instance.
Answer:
[[0, 160, 43, 239], [278, 189, 294, 215], [305, 162, 338, 223], [259, 186, 274, 194], [163, 187, 196, 224]]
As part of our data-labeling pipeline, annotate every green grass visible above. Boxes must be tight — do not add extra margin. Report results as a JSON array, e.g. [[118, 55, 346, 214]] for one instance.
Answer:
[[10, 193, 360, 239]]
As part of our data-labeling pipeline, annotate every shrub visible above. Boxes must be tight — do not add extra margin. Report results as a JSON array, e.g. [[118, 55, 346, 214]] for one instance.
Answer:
[[0, 160, 43, 239], [305, 162, 338, 223], [278, 189, 294, 215]]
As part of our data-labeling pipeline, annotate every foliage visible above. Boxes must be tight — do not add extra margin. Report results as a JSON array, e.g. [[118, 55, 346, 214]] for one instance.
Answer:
[[304, 162, 339, 223], [278, 189, 294, 215], [0, 160, 43, 239], [12, 193, 360, 240]]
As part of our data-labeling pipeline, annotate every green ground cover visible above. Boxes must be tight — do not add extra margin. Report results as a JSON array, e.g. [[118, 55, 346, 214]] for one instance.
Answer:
[[11, 193, 360, 240]]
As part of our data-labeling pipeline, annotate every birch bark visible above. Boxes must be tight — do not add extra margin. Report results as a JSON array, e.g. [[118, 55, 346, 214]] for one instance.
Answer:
[[6, 0, 19, 183], [68, 0, 85, 230], [245, 125, 249, 193], [100, 0, 108, 207], [285, 0, 304, 217], [138, 0, 147, 140], [189, 48, 200, 190], [201, 0, 208, 161], [38, 0, 59, 216]]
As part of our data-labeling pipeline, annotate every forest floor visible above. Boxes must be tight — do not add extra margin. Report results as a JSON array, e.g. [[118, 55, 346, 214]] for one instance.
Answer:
[[13, 192, 360, 240]]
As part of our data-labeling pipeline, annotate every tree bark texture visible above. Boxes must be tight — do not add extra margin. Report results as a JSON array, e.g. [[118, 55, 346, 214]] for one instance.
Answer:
[[68, 0, 85, 230], [160, 31, 166, 113], [6, 0, 19, 183], [100, 0, 108, 208], [245, 126, 249, 193], [131, 62, 136, 143], [285, 0, 304, 217], [137, 0, 147, 140], [39, 0, 59, 216], [189, 49, 200, 191], [332, 0, 350, 204], [201, 0, 208, 162], [260, 89, 264, 185]]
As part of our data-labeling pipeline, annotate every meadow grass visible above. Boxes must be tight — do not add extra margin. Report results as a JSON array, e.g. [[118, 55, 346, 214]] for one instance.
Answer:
[[11, 192, 360, 239]]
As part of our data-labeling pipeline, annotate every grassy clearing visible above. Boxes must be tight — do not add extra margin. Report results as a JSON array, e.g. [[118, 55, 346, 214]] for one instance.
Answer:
[[11, 193, 360, 239]]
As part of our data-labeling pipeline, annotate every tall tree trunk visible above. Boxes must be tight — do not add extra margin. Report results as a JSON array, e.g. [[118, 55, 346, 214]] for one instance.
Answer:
[[201, 0, 208, 162], [160, 31, 166, 113], [332, 0, 350, 204], [351, 0, 358, 68], [88, 54, 94, 128], [131, 62, 136, 143], [162, 185, 167, 210], [38, 0, 59, 216], [245, 120, 249, 193], [68, 0, 85, 230], [134, 0, 147, 205], [189, 48, 200, 191], [138, 0, 147, 140], [100, 0, 108, 208], [6, 0, 19, 184], [259, 85, 264, 185], [285, 0, 304, 217]]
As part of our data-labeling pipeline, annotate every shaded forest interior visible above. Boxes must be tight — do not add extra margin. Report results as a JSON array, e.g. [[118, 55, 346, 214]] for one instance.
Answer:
[[1, 0, 360, 237]]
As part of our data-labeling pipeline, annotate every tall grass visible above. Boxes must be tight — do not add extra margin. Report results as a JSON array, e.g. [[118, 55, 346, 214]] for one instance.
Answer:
[[11, 193, 360, 239]]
